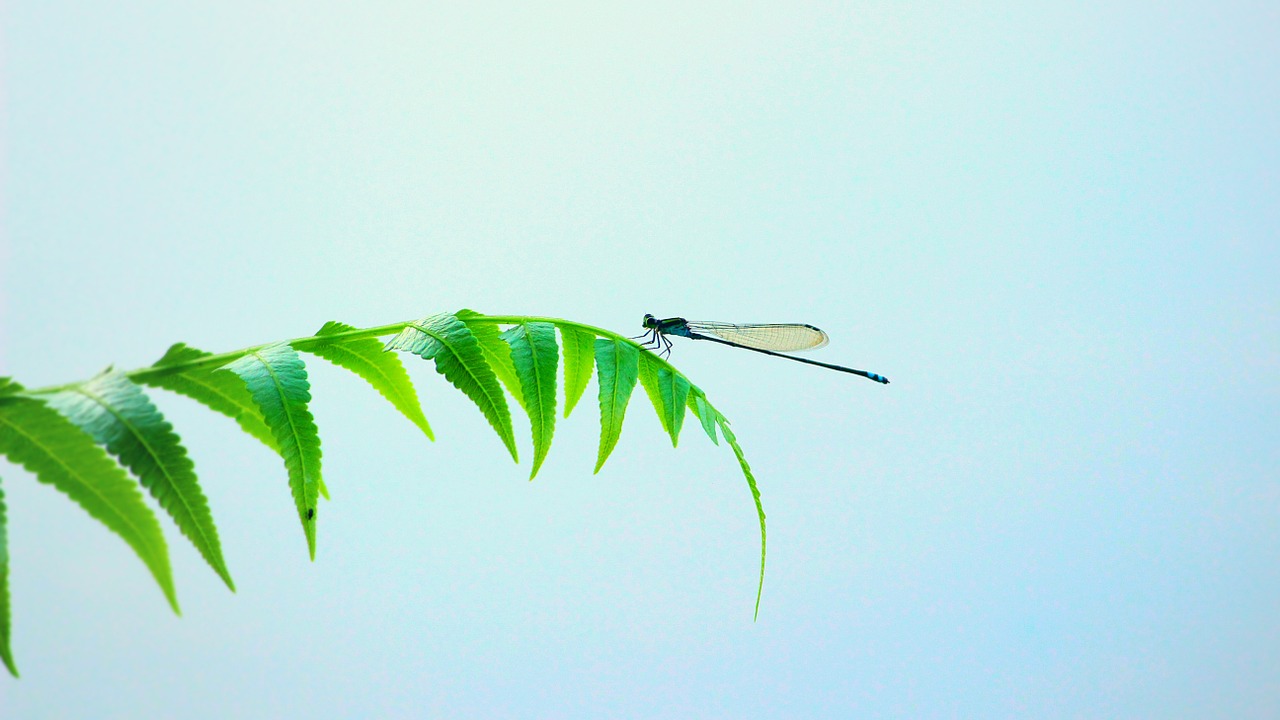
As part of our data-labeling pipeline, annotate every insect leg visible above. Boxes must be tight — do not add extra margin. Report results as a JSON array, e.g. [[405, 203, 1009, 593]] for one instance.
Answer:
[[659, 334, 673, 358]]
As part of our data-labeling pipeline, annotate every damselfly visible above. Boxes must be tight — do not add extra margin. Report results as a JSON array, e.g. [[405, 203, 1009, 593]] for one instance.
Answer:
[[635, 314, 890, 384]]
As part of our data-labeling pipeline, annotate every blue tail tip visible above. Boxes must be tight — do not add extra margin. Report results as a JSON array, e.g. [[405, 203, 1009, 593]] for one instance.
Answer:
[[872, 373, 889, 384]]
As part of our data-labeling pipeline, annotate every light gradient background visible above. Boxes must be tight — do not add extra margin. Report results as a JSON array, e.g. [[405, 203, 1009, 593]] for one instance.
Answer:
[[2, 2, 1277, 717]]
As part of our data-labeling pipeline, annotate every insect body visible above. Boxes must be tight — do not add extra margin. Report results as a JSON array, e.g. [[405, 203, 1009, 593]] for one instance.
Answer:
[[636, 313, 889, 384]]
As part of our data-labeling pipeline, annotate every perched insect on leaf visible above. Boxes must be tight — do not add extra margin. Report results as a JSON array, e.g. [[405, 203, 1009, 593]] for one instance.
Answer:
[[636, 314, 889, 383]]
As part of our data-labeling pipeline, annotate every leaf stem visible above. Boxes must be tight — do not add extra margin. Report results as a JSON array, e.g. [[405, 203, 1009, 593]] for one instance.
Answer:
[[474, 315, 680, 373], [26, 322, 412, 395], [30, 314, 672, 397]]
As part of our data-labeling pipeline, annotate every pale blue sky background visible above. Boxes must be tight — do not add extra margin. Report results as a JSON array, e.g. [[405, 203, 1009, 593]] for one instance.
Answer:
[[2, 2, 1277, 717]]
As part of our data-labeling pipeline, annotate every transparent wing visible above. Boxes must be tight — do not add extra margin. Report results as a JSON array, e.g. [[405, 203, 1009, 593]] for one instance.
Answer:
[[684, 321, 830, 352]]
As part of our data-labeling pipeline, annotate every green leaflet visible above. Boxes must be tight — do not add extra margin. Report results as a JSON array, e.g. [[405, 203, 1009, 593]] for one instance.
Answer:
[[658, 368, 691, 447], [715, 413, 766, 621], [559, 326, 596, 419], [144, 343, 278, 452], [637, 354, 690, 448], [223, 344, 323, 560], [501, 322, 559, 479], [636, 353, 664, 432], [146, 344, 331, 501], [44, 372, 234, 591], [0, 389, 178, 613], [457, 309, 524, 410], [387, 313, 518, 462], [687, 388, 720, 446], [593, 338, 639, 473], [0, 479, 14, 677], [307, 320, 434, 441]]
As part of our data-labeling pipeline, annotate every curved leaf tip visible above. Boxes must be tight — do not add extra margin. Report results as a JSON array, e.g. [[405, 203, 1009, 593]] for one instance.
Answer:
[[0, 479, 16, 677], [716, 415, 766, 621]]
